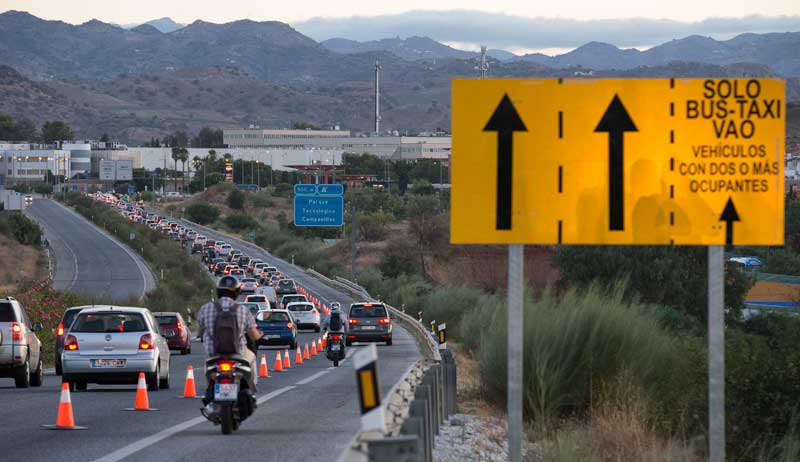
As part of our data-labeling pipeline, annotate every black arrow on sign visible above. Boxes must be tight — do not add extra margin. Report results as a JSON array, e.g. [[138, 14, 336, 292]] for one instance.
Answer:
[[720, 197, 740, 248], [484, 94, 527, 230], [594, 94, 638, 231]]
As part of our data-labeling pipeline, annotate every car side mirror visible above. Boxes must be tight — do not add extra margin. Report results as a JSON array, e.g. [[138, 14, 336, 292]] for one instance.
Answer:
[[32, 323, 43, 332]]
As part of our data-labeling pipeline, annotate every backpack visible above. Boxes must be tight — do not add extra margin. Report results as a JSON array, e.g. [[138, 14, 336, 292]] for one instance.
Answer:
[[213, 301, 240, 355], [329, 312, 342, 331]]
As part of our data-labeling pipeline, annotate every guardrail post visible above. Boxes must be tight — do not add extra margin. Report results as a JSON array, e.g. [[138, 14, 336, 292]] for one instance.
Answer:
[[411, 393, 432, 462], [400, 417, 425, 462], [367, 435, 420, 462]]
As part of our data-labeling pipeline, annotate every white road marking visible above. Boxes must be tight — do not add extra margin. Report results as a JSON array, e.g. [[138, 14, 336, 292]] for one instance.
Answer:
[[295, 371, 328, 385], [92, 386, 295, 462]]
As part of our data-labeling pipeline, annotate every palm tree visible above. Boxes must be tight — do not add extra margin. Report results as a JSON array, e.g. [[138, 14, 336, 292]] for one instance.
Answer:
[[179, 148, 189, 192], [170, 147, 180, 192]]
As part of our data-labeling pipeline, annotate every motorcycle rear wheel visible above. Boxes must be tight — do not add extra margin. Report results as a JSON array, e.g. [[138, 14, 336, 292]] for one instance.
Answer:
[[220, 404, 234, 435]]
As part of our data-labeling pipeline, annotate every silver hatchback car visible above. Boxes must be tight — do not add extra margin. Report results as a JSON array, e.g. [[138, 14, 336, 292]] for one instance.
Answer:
[[61, 306, 171, 392]]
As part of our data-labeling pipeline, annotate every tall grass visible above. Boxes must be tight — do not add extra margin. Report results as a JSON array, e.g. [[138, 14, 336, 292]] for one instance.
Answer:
[[479, 286, 683, 429]]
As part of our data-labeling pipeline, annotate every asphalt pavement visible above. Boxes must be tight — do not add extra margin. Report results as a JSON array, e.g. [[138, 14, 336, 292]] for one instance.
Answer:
[[26, 199, 155, 300], [0, 205, 421, 462]]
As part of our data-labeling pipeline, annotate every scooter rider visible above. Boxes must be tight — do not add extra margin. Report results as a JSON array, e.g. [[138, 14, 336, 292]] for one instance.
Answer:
[[196, 276, 262, 403], [323, 303, 346, 361]]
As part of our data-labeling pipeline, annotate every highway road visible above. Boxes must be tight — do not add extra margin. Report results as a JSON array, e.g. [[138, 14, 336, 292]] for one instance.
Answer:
[[26, 199, 155, 301], [0, 203, 421, 462]]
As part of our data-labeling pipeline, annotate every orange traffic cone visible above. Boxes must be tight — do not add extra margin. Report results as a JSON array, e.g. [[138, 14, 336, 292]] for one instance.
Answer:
[[274, 351, 284, 372], [295, 346, 303, 365], [321, 336, 326, 348], [125, 372, 158, 411], [259, 354, 269, 378], [283, 349, 291, 369], [42, 383, 87, 430], [178, 365, 200, 398], [303, 343, 310, 360], [311, 340, 318, 356]]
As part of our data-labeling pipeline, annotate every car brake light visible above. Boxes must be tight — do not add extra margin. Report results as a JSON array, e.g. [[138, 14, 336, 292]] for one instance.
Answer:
[[348, 319, 358, 325], [363, 303, 373, 307], [57, 322, 65, 337], [347, 335, 356, 339], [287, 322, 294, 328], [11, 323, 22, 341], [311, 309, 318, 316], [176, 321, 182, 331], [139, 334, 154, 350], [218, 362, 233, 372], [65, 334, 79, 350], [378, 318, 391, 325]]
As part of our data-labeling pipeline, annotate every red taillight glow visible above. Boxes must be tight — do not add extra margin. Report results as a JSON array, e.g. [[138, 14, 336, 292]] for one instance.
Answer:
[[11, 323, 22, 341], [311, 309, 318, 316], [378, 318, 391, 325], [331, 335, 341, 341], [65, 334, 78, 350], [176, 321, 182, 331], [218, 362, 233, 372], [139, 334, 154, 350], [287, 322, 294, 328], [348, 319, 358, 325], [57, 323, 64, 337]]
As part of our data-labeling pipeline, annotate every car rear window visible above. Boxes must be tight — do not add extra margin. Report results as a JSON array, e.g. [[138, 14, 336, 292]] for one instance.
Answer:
[[279, 280, 294, 287], [247, 296, 266, 302], [62, 309, 82, 328], [350, 306, 388, 318], [72, 312, 149, 333], [282, 296, 304, 304], [242, 303, 260, 315], [155, 316, 178, 326], [262, 312, 290, 322], [288, 304, 313, 312], [242, 279, 256, 283], [0, 302, 18, 322]]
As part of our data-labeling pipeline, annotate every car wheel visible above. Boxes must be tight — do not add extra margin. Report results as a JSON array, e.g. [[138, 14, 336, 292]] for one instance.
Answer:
[[181, 346, 189, 355], [290, 340, 298, 350], [386, 339, 393, 346], [345, 339, 352, 347], [147, 365, 160, 391], [14, 358, 30, 388], [64, 379, 75, 392], [55, 358, 63, 376], [30, 357, 44, 387], [159, 363, 171, 389], [75, 381, 88, 391], [314, 325, 321, 333]]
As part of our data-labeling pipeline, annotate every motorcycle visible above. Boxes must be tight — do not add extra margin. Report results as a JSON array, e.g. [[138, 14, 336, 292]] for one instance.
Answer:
[[201, 355, 256, 434], [325, 331, 346, 367]]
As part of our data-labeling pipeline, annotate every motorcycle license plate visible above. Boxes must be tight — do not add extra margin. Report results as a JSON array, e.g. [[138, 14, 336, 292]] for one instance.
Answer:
[[331, 344, 341, 351], [214, 383, 238, 401]]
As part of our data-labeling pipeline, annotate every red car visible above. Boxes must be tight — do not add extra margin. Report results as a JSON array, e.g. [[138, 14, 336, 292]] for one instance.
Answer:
[[153, 312, 191, 355]]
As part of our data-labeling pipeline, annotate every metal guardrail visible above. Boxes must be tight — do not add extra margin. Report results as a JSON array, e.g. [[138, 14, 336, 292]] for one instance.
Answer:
[[756, 272, 800, 285]]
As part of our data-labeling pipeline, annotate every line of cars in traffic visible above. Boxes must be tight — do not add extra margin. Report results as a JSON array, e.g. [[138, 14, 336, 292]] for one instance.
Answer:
[[1, 191, 393, 389]]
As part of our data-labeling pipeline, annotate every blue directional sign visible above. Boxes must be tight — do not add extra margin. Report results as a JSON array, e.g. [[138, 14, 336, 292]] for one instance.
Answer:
[[293, 183, 344, 227], [294, 184, 317, 195], [128, 184, 135, 195]]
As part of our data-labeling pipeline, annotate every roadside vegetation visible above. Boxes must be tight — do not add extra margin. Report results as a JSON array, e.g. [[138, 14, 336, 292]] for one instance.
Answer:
[[148, 154, 800, 460], [63, 192, 214, 316]]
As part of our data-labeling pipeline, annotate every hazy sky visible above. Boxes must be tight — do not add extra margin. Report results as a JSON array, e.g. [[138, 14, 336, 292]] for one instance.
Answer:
[[2, 0, 799, 24]]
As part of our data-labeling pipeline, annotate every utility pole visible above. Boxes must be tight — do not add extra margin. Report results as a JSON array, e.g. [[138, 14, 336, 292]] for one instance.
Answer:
[[351, 204, 356, 280], [374, 60, 381, 135]]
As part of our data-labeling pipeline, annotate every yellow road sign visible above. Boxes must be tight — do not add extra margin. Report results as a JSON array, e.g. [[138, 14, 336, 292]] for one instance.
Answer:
[[451, 78, 785, 245]]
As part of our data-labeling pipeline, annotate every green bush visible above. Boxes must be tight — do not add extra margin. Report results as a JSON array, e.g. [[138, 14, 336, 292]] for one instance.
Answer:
[[185, 202, 220, 225], [379, 238, 420, 278], [33, 183, 53, 195], [225, 213, 258, 231], [0, 211, 42, 245], [227, 188, 245, 210], [250, 193, 274, 208], [479, 286, 683, 429], [273, 183, 293, 197], [357, 212, 392, 241]]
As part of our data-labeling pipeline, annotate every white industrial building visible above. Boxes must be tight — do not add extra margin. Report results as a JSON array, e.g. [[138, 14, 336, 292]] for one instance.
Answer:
[[0, 147, 70, 184], [223, 128, 451, 160]]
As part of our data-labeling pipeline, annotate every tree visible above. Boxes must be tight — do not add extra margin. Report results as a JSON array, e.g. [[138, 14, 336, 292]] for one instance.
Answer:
[[192, 127, 224, 148], [406, 195, 447, 279], [100, 133, 110, 143], [41, 120, 74, 144], [228, 188, 245, 210], [178, 148, 189, 191], [185, 202, 220, 225], [171, 147, 181, 191], [411, 180, 436, 195], [292, 121, 320, 130]]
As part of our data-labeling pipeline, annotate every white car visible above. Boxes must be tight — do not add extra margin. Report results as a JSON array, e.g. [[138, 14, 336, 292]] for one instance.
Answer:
[[195, 235, 207, 245], [61, 306, 171, 392], [240, 278, 259, 294], [286, 302, 321, 332], [243, 295, 271, 311]]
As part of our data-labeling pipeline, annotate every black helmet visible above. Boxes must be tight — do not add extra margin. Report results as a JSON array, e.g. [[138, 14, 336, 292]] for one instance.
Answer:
[[217, 275, 241, 300]]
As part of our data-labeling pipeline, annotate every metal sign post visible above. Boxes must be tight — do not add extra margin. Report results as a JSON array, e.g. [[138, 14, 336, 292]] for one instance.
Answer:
[[708, 245, 725, 462], [507, 244, 524, 462]]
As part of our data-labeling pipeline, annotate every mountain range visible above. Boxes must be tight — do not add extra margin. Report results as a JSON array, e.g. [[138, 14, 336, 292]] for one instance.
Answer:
[[0, 10, 797, 143]]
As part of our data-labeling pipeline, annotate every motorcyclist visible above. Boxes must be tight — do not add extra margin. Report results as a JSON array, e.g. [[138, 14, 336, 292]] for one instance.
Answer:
[[323, 303, 346, 361], [196, 276, 262, 405]]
